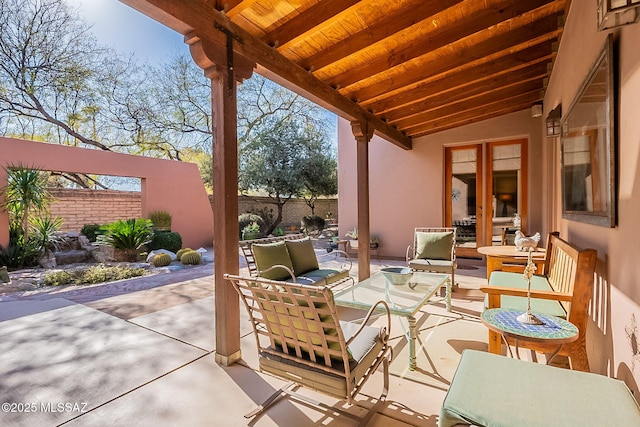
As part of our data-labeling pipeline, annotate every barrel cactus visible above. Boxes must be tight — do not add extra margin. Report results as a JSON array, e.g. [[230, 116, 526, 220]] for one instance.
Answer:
[[176, 248, 192, 261], [180, 250, 202, 265], [152, 253, 172, 267]]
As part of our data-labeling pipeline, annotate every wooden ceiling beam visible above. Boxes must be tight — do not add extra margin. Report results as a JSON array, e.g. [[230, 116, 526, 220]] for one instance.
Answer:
[[395, 79, 544, 130], [314, 0, 557, 87], [297, 0, 463, 72], [362, 42, 553, 113], [120, 0, 411, 149], [343, 13, 562, 103], [384, 62, 549, 124], [261, 0, 360, 48], [404, 91, 540, 137]]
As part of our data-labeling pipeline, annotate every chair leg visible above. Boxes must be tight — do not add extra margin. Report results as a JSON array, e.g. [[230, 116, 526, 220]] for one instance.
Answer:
[[357, 354, 390, 427], [244, 382, 296, 418]]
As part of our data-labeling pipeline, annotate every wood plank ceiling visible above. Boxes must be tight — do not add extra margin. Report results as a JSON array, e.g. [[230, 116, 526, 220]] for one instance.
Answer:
[[212, 0, 569, 144]]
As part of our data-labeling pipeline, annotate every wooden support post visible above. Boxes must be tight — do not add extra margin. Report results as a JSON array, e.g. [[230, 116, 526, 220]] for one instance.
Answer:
[[186, 29, 254, 366], [351, 120, 374, 281]]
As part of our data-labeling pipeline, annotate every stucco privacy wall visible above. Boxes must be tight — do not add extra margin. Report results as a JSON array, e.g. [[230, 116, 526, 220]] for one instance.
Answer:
[[0, 137, 213, 249], [337, 109, 542, 259], [543, 2, 640, 394]]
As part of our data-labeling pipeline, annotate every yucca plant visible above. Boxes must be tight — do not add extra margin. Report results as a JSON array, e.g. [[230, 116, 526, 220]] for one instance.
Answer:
[[97, 219, 154, 261], [30, 215, 64, 255]]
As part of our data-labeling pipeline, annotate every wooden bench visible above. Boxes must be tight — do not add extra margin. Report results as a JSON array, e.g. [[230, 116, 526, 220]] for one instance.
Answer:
[[480, 232, 597, 371], [239, 234, 354, 289], [439, 350, 640, 427]]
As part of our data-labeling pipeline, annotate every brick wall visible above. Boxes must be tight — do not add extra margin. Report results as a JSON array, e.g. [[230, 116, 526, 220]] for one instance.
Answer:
[[49, 189, 142, 232], [49, 189, 338, 233], [237, 196, 338, 229]]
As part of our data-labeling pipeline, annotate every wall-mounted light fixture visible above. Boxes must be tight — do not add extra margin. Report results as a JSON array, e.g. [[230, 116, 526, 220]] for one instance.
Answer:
[[546, 104, 562, 137], [598, 0, 640, 30], [531, 103, 543, 118]]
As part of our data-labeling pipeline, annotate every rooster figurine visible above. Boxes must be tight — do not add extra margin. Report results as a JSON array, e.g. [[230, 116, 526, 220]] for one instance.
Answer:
[[514, 231, 541, 251]]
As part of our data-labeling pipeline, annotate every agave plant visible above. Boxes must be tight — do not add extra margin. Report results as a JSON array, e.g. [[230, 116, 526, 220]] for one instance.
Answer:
[[97, 218, 154, 252], [30, 215, 65, 255]]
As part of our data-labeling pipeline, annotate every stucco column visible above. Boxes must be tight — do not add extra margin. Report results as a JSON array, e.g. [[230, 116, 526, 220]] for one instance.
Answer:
[[186, 30, 254, 366], [351, 120, 374, 281]]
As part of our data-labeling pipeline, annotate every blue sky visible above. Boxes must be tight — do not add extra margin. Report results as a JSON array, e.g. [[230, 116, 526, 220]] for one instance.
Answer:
[[68, 0, 186, 64]]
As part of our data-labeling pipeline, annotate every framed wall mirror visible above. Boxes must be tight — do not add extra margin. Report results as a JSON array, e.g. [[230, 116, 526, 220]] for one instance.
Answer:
[[561, 34, 616, 227]]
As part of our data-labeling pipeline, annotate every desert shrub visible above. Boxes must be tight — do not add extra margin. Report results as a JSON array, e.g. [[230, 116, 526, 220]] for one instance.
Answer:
[[148, 231, 182, 253], [0, 225, 40, 269], [81, 224, 103, 242], [97, 218, 154, 251], [42, 265, 147, 286], [238, 213, 264, 237], [149, 210, 172, 230], [30, 215, 64, 254], [301, 215, 325, 235]]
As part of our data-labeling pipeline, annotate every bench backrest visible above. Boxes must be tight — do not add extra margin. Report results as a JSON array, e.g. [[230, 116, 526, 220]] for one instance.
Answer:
[[543, 232, 597, 325], [239, 233, 305, 276]]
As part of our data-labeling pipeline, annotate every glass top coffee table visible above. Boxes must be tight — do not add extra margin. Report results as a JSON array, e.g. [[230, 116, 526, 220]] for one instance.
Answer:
[[333, 271, 450, 370]]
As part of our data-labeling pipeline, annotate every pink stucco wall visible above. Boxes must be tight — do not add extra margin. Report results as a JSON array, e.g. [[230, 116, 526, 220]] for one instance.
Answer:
[[543, 2, 640, 393], [0, 137, 213, 249], [338, 109, 542, 259]]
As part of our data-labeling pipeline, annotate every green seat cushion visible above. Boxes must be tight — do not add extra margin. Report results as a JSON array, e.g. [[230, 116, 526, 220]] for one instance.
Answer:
[[415, 231, 453, 260], [252, 241, 294, 281], [297, 269, 349, 285], [440, 350, 640, 427], [486, 271, 566, 318], [285, 238, 319, 275]]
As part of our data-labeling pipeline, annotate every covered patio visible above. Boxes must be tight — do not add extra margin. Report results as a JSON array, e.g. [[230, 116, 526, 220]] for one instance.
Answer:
[[5, 0, 640, 424], [1, 256, 489, 426]]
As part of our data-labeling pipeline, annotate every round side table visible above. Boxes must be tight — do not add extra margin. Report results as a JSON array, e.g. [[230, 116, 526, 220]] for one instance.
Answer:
[[481, 308, 578, 364]]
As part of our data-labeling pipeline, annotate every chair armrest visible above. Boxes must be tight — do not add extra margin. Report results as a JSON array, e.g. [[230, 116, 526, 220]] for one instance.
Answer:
[[316, 250, 353, 271], [345, 300, 391, 347], [479, 285, 573, 302], [406, 245, 413, 263], [259, 264, 297, 281]]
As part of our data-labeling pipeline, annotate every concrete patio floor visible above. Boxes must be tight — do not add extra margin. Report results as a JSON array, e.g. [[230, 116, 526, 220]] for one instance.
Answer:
[[0, 253, 491, 426]]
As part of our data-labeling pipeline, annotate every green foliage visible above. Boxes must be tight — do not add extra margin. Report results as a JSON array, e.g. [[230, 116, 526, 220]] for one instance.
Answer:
[[239, 213, 264, 231], [180, 250, 201, 265], [0, 164, 52, 241], [301, 155, 338, 215], [176, 248, 192, 261], [147, 231, 182, 253], [42, 265, 147, 286], [152, 253, 172, 267], [0, 241, 40, 270], [149, 210, 172, 230], [30, 215, 64, 254], [242, 222, 260, 240], [81, 224, 103, 242], [301, 215, 325, 235], [97, 218, 154, 251]]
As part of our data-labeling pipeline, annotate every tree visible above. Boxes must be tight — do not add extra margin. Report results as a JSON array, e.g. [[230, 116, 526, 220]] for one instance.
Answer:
[[239, 117, 336, 235], [301, 155, 338, 215]]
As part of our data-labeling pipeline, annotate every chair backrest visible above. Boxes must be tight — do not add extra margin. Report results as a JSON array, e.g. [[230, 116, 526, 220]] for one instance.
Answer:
[[543, 232, 597, 324], [411, 227, 457, 261], [239, 233, 305, 276], [225, 273, 352, 374]]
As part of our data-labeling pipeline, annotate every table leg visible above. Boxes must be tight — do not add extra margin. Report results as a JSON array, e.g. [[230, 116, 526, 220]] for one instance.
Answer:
[[446, 277, 452, 312], [408, 316, 417, 370]]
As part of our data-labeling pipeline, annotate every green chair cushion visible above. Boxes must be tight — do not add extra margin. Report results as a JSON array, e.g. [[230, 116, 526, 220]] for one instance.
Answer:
[[285, 238, 319, 276], [440, 350, 640, 427], [486, 271, 566, 318], [415, 231, 453, 260], [297, 269, 349, 285], [252, 241, 294, 281]]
